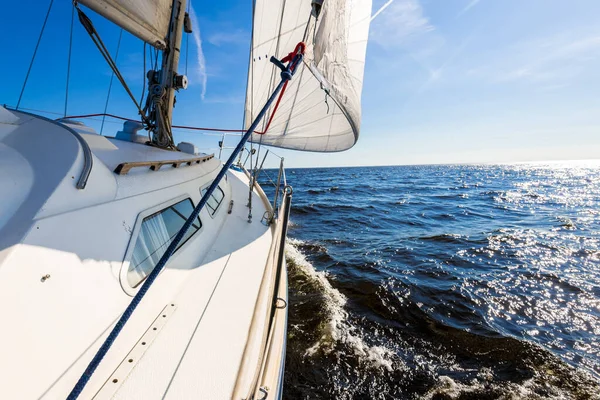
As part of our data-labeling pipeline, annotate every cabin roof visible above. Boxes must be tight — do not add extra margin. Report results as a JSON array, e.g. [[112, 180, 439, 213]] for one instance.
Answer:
[[81, 133, 210, 173], [0, 108, 221, 246]]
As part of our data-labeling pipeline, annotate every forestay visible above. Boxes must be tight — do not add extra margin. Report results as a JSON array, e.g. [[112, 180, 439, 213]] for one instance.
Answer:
[[78, 0, 172, 49], [245, 0, 372, 152]]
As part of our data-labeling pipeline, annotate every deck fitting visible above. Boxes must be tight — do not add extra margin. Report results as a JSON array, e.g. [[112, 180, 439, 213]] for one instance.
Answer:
[[93, 303, 177, 399]]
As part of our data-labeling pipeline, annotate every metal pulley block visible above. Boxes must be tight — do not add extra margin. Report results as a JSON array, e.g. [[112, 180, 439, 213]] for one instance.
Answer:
[[184, 12, 193, 33], [173, 74, 188, 90]]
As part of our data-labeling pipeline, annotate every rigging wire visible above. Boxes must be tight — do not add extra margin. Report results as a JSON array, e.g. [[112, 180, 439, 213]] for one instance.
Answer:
[[247, 0, 285, 216], [185, 0, 190, 77], [260, 0, 288, 133], [100, 29, 123, 135], [66, 47, 304, 400], [58, 112, 246, 134], [17, 0, 54, 110], [139, 43, 147, 107], [185, 29, 189, 76], [237, 2, 256, 165], [8, 105, 62, 116], [64, 4, 74, 117], [236, 0, 258, 165], [75, 6, 149, 127], [268, 12, 313, 135], [256, 42, 305, 135], [153, 47, 160, 72]]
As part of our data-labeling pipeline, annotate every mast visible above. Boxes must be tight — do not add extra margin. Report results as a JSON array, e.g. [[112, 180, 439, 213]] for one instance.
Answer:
[[153, 0, 188, 148]]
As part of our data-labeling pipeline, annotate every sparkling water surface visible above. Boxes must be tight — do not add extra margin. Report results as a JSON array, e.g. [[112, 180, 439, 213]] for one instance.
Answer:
[[259, 161, 600, 399]]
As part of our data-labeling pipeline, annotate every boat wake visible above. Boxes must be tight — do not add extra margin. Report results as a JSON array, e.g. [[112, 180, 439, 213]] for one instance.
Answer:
[[284, 237, 600, 399], [285, 238, 395, 371]]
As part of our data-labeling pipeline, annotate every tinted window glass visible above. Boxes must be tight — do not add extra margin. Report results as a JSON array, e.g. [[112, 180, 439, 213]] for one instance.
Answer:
[[127, 199, 201, 287], [201, 185, 225, 216]]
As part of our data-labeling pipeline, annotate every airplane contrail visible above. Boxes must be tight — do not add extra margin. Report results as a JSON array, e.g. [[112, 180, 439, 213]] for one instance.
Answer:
[[371, 0, 395, 22], [189, 5, 207, 100]]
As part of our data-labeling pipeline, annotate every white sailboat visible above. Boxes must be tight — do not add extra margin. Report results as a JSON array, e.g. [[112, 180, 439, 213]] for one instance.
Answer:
[[0, 0, 371, 398]]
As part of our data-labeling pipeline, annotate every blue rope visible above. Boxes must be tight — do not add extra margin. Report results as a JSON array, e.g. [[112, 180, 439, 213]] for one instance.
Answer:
[[66, 51, 303, 400]]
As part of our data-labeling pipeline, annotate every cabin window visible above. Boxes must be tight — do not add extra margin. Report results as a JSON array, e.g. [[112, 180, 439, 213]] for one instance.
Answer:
[[201, 185, 225, 217], [127, 198, 202, 287]]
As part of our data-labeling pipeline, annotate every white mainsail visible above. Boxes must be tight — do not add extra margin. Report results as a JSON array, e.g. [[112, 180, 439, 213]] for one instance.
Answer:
[[245, 0, 372, 152], [78, 0, 173, 49]]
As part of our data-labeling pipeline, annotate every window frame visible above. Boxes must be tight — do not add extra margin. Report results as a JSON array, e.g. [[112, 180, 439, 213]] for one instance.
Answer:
[[119, 194, 203, 295], [200, 183, 226, 218]]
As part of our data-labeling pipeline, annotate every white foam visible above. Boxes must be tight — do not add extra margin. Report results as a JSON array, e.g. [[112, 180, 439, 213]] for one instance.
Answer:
[[423, 374, 573, 400], [286, 238, 395, 371]]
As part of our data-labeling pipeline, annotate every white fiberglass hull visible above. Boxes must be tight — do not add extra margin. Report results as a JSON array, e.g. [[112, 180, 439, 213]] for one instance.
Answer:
[[0, 107, 288, 399]]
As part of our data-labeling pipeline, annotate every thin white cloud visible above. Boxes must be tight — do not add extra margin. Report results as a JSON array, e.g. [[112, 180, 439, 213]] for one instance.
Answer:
[[457, 0, 480, 18], [202, 95, 244, 104], [497, 34, 600, 83], [369, 0, 445, 86], [207, 30, 248, 47], [369, 0, 435, 47], [416, 33, 475, 92], [189, 6, 207, 100]]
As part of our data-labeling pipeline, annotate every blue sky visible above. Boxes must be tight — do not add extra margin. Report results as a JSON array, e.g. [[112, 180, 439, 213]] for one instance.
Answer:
[[2, 0, 600, 167]]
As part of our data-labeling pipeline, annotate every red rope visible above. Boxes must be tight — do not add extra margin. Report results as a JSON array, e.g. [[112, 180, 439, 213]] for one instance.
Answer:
[[256, 42, 306, 135]]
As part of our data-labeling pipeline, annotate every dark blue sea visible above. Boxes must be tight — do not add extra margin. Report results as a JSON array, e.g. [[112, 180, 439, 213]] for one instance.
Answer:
[[261, 161, 600, 399]]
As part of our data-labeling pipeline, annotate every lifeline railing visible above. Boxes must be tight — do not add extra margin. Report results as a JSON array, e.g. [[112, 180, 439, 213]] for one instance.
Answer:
[[241, 183, 292, 400], [238, 147, 288, 225], [66, 42, 305, 400]]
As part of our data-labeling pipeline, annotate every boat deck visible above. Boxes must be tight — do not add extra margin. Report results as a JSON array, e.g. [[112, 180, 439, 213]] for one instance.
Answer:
[[0, 108, 286, 399], [105, 170, 273, 399]]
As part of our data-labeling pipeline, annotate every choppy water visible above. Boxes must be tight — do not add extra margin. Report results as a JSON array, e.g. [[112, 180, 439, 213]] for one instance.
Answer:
[[260, 161, 600, 399]]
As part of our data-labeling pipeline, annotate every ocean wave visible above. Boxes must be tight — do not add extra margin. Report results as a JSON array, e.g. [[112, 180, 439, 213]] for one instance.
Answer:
[[417, 233, 469, 244], [556, 215, 577, 230], [285, 238, 395, 371], [423, 358, 599, 400], [292, 203, 376, 215], [282, 164, 600, 399], [291, 204, 319, 215], [490, 189, 548, 205], [306, 186, 340, 195]]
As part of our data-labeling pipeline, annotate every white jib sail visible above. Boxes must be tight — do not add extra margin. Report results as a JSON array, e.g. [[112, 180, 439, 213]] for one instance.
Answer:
[[79, 0, 173, 49], [245, 0, 372, 152]]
